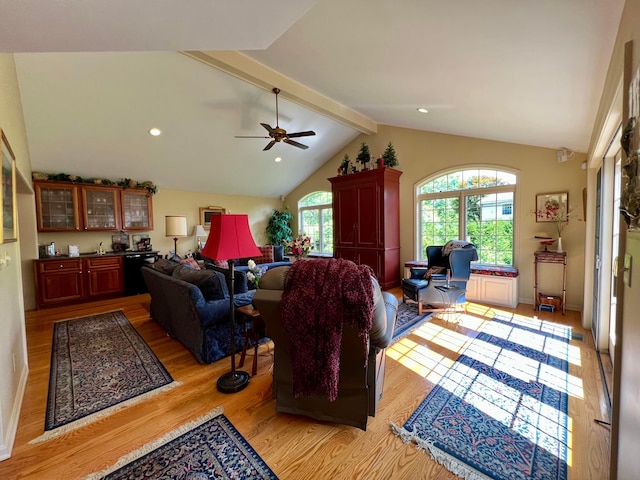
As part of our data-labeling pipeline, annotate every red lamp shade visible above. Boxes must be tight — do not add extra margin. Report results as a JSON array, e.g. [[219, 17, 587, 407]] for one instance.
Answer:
[[201, 214, 260, 261]]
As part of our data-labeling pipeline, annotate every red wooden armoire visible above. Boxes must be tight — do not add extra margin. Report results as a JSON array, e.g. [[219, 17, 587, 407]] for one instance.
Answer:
[[329, 167, 402, 289]]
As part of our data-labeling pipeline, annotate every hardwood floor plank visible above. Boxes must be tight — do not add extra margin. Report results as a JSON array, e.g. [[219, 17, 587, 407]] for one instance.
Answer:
[[0, 293, 610, 480]]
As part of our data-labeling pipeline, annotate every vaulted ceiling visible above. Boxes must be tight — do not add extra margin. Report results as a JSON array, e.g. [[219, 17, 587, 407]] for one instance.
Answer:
[[3, 0, 625, 197]]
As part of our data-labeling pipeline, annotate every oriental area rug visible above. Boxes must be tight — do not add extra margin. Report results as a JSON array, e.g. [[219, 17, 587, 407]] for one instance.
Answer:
[[391, 302, 433, 343], [392, 314, 571, 480], [82, 407, 279, 480], [30, 310, 179, 444]]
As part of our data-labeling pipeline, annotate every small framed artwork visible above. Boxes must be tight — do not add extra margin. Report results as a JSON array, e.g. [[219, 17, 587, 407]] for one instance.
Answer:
[[200, 206, 226, 230], [536, 192, 568, 222], [1, 130, 17, 243]]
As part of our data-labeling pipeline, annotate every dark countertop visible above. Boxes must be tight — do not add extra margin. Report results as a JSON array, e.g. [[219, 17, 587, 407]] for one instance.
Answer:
[[37, 251, 158, 260]]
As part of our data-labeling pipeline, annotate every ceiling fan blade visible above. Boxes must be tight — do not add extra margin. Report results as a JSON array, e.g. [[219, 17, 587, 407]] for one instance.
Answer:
[[284, 138, 309, 150], [287, 130, 316, 138], [263, 140, 277, 151], [235, 135, 271, 139], [260, 123, 275, 134]]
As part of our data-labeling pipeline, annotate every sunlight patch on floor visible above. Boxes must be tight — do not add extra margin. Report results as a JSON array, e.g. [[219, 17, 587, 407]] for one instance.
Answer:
[[387, 337, 455, 381], [386, 304, 586, 467], [439, 352, 572, 465]]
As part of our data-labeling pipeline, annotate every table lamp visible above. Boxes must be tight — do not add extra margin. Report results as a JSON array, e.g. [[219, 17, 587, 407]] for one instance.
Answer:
[[165, 215, 188, 256], [201, 214, 260, 393], [191, 224, 208, 252]]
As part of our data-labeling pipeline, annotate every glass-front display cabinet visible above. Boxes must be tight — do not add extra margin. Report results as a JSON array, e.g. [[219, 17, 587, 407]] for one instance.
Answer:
[[81, 185, 121, 231], [34, 182, 81, 231]]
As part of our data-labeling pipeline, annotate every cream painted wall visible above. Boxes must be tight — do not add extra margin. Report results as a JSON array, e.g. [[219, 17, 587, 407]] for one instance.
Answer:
[[591, 1, 640, 478], [0, 54, 32, 460], [287, 124, 587, 310], [36, 190, 282, 261]]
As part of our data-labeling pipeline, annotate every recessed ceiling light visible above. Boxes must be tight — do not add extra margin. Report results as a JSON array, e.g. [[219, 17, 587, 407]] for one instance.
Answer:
[[148, 127, 162, 136], [275, 157, 282, 163], [417, 108, 429, 114]]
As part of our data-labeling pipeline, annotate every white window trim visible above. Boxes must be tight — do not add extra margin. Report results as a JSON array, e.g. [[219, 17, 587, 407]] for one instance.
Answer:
[[413, 166, 518, 264]]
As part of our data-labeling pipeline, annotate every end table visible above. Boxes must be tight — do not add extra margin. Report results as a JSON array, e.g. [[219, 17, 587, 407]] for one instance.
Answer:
[[235, 304, 266, 376]]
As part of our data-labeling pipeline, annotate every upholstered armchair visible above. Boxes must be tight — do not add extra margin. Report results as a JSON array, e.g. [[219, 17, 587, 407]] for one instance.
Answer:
[[401, 244, 477, 315], [252, 261, 398, 431]]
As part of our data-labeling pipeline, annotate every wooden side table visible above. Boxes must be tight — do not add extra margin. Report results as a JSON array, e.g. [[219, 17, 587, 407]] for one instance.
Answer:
[[235, 304, 266, 376], [533, 251, 567, 314]]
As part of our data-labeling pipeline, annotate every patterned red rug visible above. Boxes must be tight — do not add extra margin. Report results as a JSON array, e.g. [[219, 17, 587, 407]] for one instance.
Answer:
[[30, 310, 179, 444]]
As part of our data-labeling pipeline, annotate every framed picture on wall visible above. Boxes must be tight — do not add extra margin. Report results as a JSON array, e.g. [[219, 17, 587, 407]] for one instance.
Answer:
[[1, 129, 17, 243], [535, 192, 568, 222], [200, 206, 226, 230]]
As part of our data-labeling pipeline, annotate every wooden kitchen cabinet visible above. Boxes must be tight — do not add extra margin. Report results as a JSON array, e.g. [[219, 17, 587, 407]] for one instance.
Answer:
[[34, 180, 153, 232], [34, 258, 85, 307], [85, 256, 124, 298], [121, 189, 153, 230], [329, 167, 402, 289], [82, 185, 121, 231], [34, 256, 124, 309], [34, 182, 81, 231]]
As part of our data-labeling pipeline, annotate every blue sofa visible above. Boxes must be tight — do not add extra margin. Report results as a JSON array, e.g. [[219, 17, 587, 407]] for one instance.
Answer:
[[141, 260, 255, 363]]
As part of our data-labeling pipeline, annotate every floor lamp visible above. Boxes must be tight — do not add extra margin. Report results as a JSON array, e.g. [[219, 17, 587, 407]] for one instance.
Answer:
[[165, 215, 188, 256], [201, 214, 260, 393]]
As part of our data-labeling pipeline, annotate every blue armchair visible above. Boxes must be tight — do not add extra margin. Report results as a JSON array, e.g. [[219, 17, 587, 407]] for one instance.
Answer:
[[401, 244, 477, 315]]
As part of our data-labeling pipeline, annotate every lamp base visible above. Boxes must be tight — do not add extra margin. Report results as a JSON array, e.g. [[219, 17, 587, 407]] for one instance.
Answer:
[[216, 370, 250, 393]]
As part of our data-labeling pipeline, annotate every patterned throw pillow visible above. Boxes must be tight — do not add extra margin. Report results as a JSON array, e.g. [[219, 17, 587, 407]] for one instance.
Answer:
[[256, 245, 274, 264], [179, 257, 201, 270], [214, 259, 229, 269]]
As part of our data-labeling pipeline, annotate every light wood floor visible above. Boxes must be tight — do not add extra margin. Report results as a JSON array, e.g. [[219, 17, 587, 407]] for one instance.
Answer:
[[0, 291, 611, 479]]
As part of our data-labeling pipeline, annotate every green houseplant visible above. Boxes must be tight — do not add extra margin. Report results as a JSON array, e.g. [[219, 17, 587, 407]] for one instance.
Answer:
[[266, 208, 294, 246]]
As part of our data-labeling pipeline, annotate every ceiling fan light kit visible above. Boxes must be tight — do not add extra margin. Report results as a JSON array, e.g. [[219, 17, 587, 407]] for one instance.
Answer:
[[235, 87, 316, 151]]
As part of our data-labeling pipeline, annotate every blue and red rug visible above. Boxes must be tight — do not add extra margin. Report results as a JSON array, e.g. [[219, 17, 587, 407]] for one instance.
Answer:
[[82, 407, 278, 480], [391, 302, 433, 343], [31, 310, 180, 443], [392, 314, 571, 480]]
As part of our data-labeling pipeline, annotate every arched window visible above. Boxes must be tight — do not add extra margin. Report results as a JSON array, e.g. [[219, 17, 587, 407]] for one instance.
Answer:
[[298, 191, 333, 255], [416, 168, 517, 265]]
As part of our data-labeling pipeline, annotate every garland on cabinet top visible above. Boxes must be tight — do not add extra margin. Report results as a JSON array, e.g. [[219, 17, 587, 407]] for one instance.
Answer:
[[337, 141, 399, 176], [32, 172, 158, 196]]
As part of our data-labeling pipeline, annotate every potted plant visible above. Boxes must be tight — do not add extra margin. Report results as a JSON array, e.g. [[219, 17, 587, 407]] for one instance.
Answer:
[[382, 142, 399, 167], [266, 208, 294, 246], [356, 142, 371, 170]]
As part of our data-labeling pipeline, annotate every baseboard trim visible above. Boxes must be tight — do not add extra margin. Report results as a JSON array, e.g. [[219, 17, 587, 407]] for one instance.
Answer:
[[0, 364, 29, 462]]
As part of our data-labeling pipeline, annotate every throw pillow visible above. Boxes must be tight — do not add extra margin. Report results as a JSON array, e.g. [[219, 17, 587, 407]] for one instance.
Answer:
[[423, 266, 446, 279], [256, 245, 274, 264], [172, 265, 226, 301], [213, 259, 229, 269], [179, 257, 201, 270], [153, 258, 180, 275], [272, 245, 285, 262]]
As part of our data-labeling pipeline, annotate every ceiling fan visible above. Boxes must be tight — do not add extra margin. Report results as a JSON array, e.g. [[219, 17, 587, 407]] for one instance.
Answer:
[[235, 87, 316, 151]]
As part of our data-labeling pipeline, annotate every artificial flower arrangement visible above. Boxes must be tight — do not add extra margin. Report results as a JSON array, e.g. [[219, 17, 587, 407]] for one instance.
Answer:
[[246, 259, 267, 289], [287, 234, 313, 260]]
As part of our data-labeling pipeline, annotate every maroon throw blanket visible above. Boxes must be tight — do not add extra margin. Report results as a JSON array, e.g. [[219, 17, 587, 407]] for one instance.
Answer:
[[280, 258, 374, 401]]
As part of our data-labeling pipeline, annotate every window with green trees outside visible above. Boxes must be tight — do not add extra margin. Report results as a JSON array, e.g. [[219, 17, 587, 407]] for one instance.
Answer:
[[298, 191, 333, 255], [416, 168, 516, 265]]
